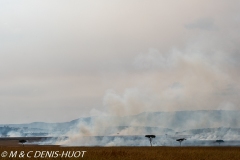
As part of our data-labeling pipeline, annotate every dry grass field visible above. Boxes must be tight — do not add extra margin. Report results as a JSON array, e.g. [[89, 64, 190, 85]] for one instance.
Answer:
[[0, 146, 240, 160], [0, 138, 239, 159]]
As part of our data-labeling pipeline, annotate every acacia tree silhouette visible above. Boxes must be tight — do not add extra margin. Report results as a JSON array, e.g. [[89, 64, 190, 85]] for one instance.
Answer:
[[176, 138, 186, 146], [145, 135, 156, 147], [216, 140, 224, 146]]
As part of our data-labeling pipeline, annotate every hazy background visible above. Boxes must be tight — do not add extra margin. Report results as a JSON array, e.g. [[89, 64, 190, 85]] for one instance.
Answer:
[[0, 0, 239, 123]]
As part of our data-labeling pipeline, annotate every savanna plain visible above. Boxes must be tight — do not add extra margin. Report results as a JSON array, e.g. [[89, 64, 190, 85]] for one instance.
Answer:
[[1, 146, 240, 160]]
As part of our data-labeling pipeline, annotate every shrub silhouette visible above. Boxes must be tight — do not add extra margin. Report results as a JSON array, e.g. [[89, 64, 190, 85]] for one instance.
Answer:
[[19, 139, 27, 146]]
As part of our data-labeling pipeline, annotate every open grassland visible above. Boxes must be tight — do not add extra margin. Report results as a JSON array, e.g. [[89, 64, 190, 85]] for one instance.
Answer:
[[0, 146, 240, 160]]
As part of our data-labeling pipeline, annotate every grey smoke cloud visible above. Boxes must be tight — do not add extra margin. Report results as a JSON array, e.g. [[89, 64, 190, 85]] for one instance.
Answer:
[[0, 0, 240, 123], [102, 46, 240, 117]]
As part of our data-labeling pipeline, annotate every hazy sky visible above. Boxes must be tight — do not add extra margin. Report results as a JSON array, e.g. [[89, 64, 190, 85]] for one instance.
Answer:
[[0, 0, 240, 123]]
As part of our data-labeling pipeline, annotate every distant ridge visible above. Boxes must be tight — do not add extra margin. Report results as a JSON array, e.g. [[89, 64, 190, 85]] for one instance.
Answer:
[[1, 110, 240, 136]]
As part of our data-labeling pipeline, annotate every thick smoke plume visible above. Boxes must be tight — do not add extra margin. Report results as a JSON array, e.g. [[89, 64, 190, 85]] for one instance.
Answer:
[[57, 42, 240, 146]]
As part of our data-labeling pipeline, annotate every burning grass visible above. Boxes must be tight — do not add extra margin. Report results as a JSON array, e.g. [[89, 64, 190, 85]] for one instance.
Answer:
[[0, 146, 240, 160]]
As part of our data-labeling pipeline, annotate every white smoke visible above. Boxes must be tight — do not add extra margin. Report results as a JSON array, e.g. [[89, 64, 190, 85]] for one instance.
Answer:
[[56, 45, 240, 146]]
